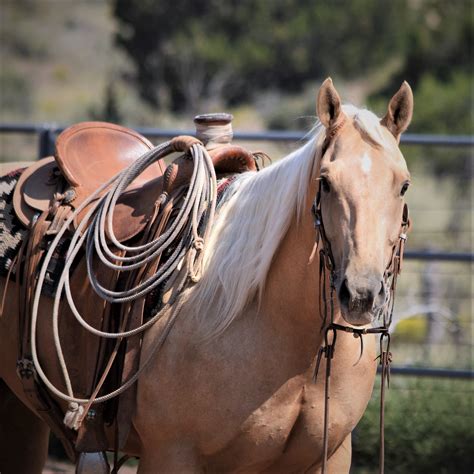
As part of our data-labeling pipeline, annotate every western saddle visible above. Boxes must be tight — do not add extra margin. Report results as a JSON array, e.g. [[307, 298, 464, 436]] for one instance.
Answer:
[[10, 114, 260, 470], [14, 118, 257, 239]]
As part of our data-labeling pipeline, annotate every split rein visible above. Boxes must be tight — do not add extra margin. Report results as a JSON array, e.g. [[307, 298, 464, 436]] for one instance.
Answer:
[[311, 181, 409, 474]]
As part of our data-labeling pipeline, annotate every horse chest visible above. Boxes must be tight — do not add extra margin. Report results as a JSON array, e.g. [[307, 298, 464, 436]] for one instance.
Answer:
[[206, 379, 337, 472]]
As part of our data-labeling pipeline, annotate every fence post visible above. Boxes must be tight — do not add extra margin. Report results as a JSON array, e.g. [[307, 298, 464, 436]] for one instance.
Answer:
[[38, 127, 55, 159]]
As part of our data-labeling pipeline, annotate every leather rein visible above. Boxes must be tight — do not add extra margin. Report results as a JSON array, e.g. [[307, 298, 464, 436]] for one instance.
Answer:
[[311, 160, 409, 474]]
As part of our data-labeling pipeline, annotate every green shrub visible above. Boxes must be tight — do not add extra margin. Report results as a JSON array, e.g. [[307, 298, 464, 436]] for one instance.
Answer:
[[352, 378, 473, 473], [393, 316, 427, 343]]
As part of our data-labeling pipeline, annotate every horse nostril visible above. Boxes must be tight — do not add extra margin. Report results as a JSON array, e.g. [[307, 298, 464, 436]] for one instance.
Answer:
[[375, 281, 386, 307], [339, 279, 351, 308]]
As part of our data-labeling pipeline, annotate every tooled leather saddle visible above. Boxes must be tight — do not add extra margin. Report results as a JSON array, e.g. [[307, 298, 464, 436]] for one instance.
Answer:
[[14, 120, 256, 238]]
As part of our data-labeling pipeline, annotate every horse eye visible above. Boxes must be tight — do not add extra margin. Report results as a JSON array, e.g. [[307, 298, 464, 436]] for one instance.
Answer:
[[320, 177, 331, 193], [400, 182, 410, 196]]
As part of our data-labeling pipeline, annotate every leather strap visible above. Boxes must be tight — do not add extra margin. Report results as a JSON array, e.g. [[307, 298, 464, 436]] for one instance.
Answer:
[[19, 210, 50, 359], [17, 358, 77, 460], [16, 209, 77, 460], [378, 333, 391, 474], [115, 191, 177, 449]]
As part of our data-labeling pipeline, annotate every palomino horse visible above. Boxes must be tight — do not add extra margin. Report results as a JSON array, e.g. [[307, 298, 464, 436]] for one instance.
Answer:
[[0, 78, 413, 473]]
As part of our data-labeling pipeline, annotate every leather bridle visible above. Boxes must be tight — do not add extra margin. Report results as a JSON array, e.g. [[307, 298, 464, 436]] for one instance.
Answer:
[[311, 175, 409, 474]]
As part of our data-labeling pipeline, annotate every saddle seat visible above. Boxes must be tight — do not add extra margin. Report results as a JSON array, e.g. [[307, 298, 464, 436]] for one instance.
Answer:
[[13, 121, 257, 242]]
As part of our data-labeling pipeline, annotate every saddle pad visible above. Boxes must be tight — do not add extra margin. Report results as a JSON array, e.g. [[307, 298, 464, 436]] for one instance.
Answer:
[[0, 169, 28, 276]]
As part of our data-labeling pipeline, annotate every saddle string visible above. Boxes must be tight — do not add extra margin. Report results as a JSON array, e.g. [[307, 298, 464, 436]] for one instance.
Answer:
[[0, 250, 19, 317], [312, 180, 408, 474], [252, 150, 273, 171], [28, 141, 218, 420]]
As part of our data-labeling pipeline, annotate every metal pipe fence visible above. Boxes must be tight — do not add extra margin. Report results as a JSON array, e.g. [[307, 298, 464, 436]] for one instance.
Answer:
[[2, 122, 472, 264], [376, 366, 472, 379], [1, 122, 474, 158]]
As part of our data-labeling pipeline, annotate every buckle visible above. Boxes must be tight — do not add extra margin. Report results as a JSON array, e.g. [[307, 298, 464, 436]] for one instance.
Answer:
[[16, 358, 36, 380]]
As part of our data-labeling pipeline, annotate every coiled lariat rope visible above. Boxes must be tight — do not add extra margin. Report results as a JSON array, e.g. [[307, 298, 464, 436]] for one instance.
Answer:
[[29, 140, 217, 428]]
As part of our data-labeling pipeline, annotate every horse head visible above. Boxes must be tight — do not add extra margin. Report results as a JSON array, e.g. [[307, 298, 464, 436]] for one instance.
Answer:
[[315, 78, 413, 326]]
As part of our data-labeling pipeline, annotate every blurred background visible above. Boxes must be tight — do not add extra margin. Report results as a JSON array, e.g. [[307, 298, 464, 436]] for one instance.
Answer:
[[1, 0, 472, 473]]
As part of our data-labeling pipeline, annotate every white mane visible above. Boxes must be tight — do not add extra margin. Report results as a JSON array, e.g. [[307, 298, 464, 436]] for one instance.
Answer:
[[185, 105, 389, 339]]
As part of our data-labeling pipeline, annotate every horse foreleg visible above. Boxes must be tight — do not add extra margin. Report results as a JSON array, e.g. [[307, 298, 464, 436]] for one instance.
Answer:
[[0, 379, 50, 474], [138, 440, 203, 474]]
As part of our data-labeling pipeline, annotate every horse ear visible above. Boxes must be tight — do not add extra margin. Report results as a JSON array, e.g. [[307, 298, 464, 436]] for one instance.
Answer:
[[317, 77, 342, 129], [381, 81, 414, 141]]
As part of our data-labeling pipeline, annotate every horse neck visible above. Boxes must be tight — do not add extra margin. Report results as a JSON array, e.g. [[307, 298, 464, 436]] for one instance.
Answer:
[[259, 188, 326, 351]]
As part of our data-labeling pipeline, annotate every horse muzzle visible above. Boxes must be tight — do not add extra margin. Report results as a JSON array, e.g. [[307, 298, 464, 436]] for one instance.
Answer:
[[338, 274, 385, 326]]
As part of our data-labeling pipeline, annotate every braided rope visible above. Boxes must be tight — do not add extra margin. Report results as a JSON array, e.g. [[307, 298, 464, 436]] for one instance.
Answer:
[[30, 141, 217, 417]]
